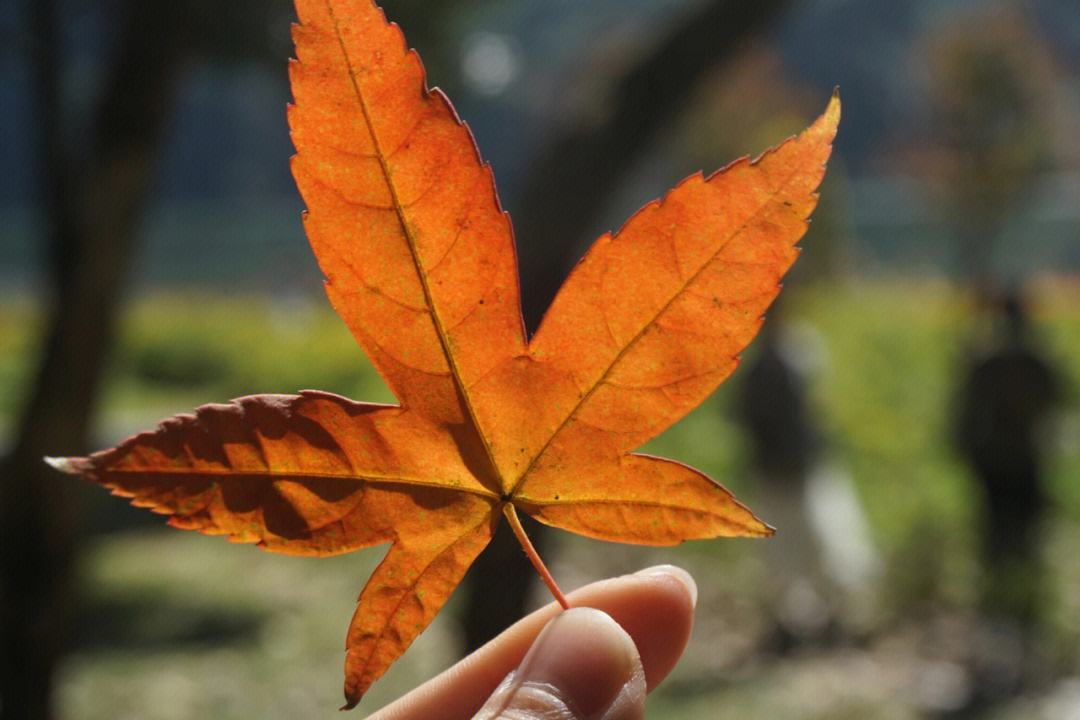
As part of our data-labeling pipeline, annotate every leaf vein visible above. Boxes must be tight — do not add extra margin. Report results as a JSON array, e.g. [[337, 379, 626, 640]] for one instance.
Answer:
[[103, 467, 499, 499], [324, 0, 502, 490]]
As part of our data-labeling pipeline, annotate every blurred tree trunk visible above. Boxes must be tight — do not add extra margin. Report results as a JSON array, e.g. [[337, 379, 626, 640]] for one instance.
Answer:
[[0, 2, 190, 717], [463, 0, 790, 653]]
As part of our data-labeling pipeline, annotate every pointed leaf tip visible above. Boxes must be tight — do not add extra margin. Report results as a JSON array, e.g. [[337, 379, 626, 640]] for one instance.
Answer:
[[44, 456, 83, 474], [821, 90, 841, 134]]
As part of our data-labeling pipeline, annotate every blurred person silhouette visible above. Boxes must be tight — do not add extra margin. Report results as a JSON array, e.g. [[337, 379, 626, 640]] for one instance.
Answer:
[[738, 304, 829, 647], [954, 286, 1062, 626], [737, 302, 830, 648], [736, 301, 880, 649]]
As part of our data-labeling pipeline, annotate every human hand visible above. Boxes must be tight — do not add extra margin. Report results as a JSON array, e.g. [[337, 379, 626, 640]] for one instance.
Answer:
[[368, 565, 697, 720]]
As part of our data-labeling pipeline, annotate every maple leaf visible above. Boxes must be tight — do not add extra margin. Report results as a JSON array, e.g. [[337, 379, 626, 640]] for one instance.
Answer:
[[47, 0, 839, 709]]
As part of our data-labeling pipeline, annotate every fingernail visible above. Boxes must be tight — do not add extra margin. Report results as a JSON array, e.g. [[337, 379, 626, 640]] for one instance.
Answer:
[[634, 565, 697, 608], [512, 608, 641, 718]]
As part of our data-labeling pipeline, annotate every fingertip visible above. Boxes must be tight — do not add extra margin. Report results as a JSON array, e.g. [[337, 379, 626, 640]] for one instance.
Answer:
[[477, 608, 645, 720], [563, 565, 695, 692], [633, 564, 697, 608]]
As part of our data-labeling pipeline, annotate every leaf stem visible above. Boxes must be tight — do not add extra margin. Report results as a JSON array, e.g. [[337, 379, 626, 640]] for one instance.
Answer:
[[502, 503, 569, 610]]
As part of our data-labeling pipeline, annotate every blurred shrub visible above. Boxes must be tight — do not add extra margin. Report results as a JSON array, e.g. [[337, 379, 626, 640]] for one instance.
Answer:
[[128, 338, 230, 388], [110, 292, 394, 410]]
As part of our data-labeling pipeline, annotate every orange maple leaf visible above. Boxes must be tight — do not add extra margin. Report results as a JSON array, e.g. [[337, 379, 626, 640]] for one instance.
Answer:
[[48, 0, 839, 709]]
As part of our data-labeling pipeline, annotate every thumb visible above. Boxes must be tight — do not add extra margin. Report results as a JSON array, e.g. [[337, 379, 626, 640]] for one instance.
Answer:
[[472, 607, 646, 720]]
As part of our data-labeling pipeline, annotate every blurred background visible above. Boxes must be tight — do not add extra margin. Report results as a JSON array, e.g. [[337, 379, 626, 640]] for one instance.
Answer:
[[1, 0, 1079, 718]]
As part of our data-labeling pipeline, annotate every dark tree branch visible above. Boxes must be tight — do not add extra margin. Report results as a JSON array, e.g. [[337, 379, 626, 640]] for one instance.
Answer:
[[516, 0, 790, 332]]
